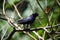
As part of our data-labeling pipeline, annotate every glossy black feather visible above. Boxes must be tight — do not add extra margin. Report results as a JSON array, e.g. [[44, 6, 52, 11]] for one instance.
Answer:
[[17, 13, 38, 24]]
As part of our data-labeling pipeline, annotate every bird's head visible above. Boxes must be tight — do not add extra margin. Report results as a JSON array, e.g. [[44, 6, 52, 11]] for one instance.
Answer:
[[32, 13, 38, 17]]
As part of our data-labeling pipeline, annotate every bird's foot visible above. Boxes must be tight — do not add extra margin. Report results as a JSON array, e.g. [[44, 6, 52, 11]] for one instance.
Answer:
[[24, 29, 30, 31]]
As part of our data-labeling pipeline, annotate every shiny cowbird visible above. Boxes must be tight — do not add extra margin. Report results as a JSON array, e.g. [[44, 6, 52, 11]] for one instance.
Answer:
[[17, 13, 38, 29]]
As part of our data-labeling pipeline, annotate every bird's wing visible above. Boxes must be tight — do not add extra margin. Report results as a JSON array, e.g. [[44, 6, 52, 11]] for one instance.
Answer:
[[22, 16, 33, 22], [18, 15, 33, 23]]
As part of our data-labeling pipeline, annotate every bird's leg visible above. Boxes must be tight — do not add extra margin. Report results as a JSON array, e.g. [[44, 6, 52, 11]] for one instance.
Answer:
[[23, 24, 26, 29], [23, 24, 28, 29], [26, 24, 29, 29], [28, 24, 32, 29], [24, 24, 32, 29]]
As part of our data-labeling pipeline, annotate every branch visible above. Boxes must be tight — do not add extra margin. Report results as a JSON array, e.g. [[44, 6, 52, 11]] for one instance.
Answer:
[[2, 0, 60, 40], [0, 17, 7, 20], [29, 2, 34, 12], [55, 32, 60, 34], [9, 4, 37, 40], [5, 29, 16, 40], [16, 28, 43, 31], [16, 0, 23, 6], [26, 32, 37, 40], [48, 0, 56, 14], [14, 23, 60, 33], [32, 31, 44, 40], [36, 0, 45, 13], [2, 0, 37, 40], [56, 0, 60, 6], [0, 13, 7, 20], [1, 15, 60, 34], [13, 4, 23, 19], [45, 23, 60, 29], [12, 1, 43, 40], [36, 0, 50, 26]]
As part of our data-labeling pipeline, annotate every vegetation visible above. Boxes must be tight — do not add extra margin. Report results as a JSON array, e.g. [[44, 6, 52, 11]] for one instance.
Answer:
[[0, 0, 60, 40]]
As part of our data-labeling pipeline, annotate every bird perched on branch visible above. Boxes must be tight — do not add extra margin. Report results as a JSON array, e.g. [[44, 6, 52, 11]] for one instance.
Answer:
[[17, 13, 38, 29]]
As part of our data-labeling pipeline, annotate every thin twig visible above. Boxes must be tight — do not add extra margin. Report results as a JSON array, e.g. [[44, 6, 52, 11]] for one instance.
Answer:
[[36, 0, 56, 26], [33, 31, 44, 40], [3, 0, 22, 30], [0, 15, 60, 32], [3, 0, 5, 15], [56, 0, 60, 6], [48, 0, 56, 14], [13, 3, 38, 40], [13, 4, 22, 19], [43, 31, 45, 40], [16, 0, 23, 6], [15, 23, 60, 34], [36, 0, 45, 13], [3, 0, 37, 40], [6, 19, 37, 40], [3, 1, 21, 40], [26, 32, 37, 40], [29, 2, 34, 12], [13, 1, 44, 40], [36, 0, 50, 26], [0, 17, 7, 20], [27, 0, 44, 39], [46, 0, 55, 25], [2, 0, 60, 40], [5, 29, 16, 40], [0, 15, 60, 33], [55, 32, 60, 34]]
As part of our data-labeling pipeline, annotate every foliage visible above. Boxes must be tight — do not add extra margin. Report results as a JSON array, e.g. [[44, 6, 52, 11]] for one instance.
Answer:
[[0, 0, 60, 40]]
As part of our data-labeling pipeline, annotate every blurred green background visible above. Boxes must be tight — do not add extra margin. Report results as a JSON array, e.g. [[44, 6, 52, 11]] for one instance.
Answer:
[[0, 0, 60, 40]]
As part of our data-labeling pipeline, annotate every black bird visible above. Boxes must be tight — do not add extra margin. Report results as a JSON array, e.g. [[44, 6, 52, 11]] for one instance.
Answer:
[[17, 13, 38, 29]]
